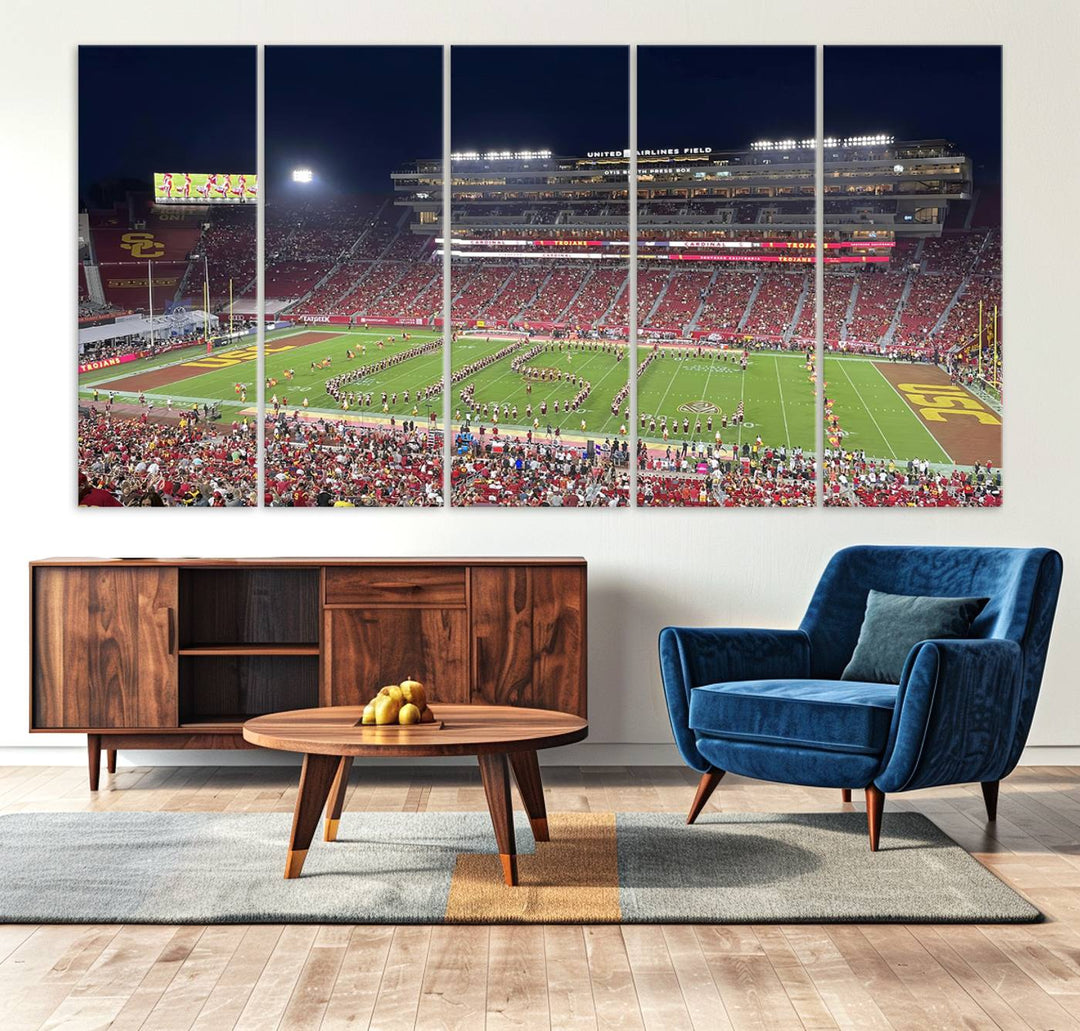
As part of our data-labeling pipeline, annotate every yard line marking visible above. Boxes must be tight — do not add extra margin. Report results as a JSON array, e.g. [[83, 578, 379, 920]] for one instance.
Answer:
[[865, 359, 955, 464], [648, 347, 686, 420], [774, 355, 791, 447], [835, 358, 898, 460], [736, 354, 748, 449]]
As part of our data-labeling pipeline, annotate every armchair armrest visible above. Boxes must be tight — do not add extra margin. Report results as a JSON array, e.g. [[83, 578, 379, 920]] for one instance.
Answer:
[[876, 638, 1024, 793], [658, 627, 811, 772]]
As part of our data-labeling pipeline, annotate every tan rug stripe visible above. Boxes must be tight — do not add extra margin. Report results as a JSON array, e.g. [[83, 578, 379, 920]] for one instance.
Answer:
[[444, 812, 621, 923]]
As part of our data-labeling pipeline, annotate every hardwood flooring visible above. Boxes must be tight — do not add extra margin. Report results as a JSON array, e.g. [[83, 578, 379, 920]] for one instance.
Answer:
[[1, 762, 1079, 1029]]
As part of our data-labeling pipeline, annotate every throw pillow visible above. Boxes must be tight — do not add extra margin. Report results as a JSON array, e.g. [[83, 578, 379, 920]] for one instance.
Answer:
[[841, 590, 989, 684]]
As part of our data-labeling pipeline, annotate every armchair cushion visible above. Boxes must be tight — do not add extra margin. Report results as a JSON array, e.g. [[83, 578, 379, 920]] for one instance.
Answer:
[[690, 679, 897, 757], [841, 590, 989, 684]]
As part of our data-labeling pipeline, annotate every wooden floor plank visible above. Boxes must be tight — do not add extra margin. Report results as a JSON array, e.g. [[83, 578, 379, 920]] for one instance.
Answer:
[[364, 925, 432, 1031], [661, 924, 735, 1031], [693, 925, 803, 1031], [584, 925, 646, 1031], [621, 925, 695, 1031], [189, 925, 283, 1030], [487, 925, 551, 1030], [105, 927, 205, 1031], [232, 925, 319, 1031], [544, 925, 600, 1030], [318, 925, 395, 1029], [413, 925, 489, 1031], [139, 925, 246, 1030]]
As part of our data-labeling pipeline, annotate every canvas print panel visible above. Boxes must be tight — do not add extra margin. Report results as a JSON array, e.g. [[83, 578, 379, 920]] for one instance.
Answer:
[[78, 46, 257, 506], [822, 46, 1002, 507], [263, 46, 444, 507], [448, 46, 631, 507], [634, 47, 818, 508]]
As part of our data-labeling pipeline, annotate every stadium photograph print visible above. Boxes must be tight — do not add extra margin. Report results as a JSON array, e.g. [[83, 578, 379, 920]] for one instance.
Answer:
[[73, 44, 1003, 511], [77, 46, 258, 507], [821, 46, 1002, 508], [635, 46, 817, 508], [263, 46, 444, 508], [449, 46, 632, 507]]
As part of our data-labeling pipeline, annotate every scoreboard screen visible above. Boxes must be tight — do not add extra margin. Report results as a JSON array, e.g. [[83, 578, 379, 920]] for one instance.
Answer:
[[154, 172, 258, 204]]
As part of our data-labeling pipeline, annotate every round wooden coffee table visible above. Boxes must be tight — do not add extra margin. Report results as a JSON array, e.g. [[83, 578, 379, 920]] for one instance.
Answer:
[[243, 704, 588, 885]]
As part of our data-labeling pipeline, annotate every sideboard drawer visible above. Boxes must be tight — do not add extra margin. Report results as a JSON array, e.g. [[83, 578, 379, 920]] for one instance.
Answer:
[[325, 566, 467, 607]]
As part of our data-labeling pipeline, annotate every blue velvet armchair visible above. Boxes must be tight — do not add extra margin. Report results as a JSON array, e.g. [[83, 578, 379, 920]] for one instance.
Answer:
[[659, 546, 1063, 850]]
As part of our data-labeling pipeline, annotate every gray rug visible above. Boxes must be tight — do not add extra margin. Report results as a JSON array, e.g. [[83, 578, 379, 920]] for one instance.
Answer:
[[0, 810, 1039, 924]]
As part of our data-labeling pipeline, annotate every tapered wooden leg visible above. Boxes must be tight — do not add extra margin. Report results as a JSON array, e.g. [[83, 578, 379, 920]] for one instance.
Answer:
[[87, 734, 101, 792], [478, 752, 517, 886], [284, 753, 341, 879], [841, 789, 851, 803], [866, 784, 885, 852], [687, 768, 725, 825], [509, 750, 548, 842], [324, 756, 354, 841], [106, 749, 117, 775], [981, 780, 999, 821]]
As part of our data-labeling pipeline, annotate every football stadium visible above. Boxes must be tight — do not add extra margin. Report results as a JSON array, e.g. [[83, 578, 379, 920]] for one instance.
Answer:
[[78, 134, 1002, 506]]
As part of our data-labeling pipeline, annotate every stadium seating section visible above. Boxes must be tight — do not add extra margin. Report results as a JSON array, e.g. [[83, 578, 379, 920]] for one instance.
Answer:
[[80, 194, 1002, 354]]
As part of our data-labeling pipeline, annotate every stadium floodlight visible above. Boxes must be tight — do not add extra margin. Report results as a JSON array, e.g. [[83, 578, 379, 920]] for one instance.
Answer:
[[292, 168, 314, 183]]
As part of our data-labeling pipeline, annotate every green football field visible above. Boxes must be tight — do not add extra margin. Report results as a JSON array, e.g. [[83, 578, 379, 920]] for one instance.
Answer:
[[825, 355, 951, 464], [78, 325, 957, 464]]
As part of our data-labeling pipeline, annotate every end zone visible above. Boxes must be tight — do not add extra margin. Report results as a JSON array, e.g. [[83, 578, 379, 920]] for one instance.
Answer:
[[873, 362, 1001, 467]]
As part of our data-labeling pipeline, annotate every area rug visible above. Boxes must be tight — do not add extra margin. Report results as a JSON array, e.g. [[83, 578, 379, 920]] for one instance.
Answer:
[[0, 810, 1039, 924]]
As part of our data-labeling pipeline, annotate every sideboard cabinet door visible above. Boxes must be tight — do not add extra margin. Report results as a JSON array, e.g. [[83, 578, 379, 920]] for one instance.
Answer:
[[325, 608, 469, 707], [470, 565, 586, 716], [33, 567, 178, 728]]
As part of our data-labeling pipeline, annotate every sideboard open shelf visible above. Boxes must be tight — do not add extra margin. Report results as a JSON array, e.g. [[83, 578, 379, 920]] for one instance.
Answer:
[[30, 558, 587, 788]]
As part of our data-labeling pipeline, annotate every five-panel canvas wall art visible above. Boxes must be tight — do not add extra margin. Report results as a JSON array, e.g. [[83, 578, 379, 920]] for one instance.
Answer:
[[77, 45, 1002, 508]]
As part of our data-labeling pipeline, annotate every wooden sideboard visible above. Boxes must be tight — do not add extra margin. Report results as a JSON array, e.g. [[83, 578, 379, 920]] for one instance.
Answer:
[[30, 558, 587, 789]]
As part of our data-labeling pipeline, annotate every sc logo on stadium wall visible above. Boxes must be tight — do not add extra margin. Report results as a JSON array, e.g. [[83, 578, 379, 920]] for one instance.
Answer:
[[119, 232, 165, 259]]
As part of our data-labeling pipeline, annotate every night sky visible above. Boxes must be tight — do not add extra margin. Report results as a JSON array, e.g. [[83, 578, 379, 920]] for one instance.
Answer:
[[78, 46, 255, 206], [637, 47, 814, 149], [78, 44, 1002, 207], [452, 47, 628, 155], [265, 46, 441, 198], [827, 46, 1001, 183]]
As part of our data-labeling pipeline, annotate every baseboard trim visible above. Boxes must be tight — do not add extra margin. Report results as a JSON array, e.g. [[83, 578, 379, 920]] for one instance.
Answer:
[[1, 742, 1078, 767]]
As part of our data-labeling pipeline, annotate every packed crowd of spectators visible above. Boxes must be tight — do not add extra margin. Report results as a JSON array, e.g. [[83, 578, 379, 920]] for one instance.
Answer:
[[78, 410, 256, 506], [845, 269, 908, 343], [450, 437, 629, 506], [265, 414, 442, 506], [741, 272, 807, 338], [638, 441, 816, 507], [824, 448, 1001, 507]]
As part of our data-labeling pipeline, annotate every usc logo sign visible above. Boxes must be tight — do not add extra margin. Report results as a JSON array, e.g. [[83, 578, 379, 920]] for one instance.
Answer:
[[897, 383, 1001, 426], [119, 232, 165, 259]]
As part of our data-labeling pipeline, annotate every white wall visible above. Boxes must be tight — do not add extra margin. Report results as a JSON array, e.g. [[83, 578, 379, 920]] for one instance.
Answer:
[[1, 0, 1078, 767]]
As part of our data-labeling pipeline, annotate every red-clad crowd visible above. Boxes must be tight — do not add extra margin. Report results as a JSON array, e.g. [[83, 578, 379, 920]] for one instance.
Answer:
[[451, 436, 629, 506], [77, 411, 256, 506], [264, 414, 442, 506], [638, 443, 816, 507], [823, 449, 1001, 507]]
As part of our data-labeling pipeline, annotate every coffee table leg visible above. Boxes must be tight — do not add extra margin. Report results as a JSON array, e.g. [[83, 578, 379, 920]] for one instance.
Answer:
[[478, 752, 518, 886], [285, 753, 340, 879], [324, 756, 354, 842], [509, 750, 549, 842]]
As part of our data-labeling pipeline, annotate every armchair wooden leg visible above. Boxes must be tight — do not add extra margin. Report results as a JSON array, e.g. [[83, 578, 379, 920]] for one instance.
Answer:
[[841, 789, 851, 803], [687, 768, 725, 825], [981, 780, 999, 821], [866, 785, 885, 852]]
